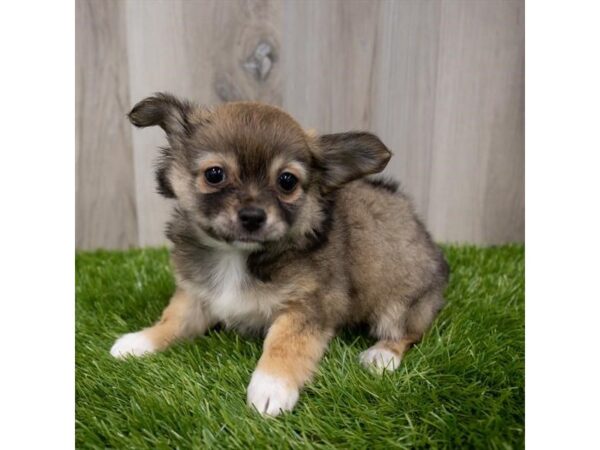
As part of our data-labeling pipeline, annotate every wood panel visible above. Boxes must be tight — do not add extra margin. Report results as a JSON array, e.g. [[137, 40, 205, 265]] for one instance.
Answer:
[[427, 0, 524, 243], [125, 0, 282, 246], [283, 0, 381, 132], [76, 0, 138, 249]]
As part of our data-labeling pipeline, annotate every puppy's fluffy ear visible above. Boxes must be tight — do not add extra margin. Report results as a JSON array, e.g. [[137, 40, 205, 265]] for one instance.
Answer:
[[128, 93, 195, 200], [318, 132, 392, 189], [128, 93, 194, 138]]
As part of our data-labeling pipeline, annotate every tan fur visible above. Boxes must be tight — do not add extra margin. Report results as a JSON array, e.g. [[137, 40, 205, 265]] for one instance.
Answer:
[[255, 311, 333, 388], [142, 289, 209, 350], [371, 337, 420, 360], [304, 128, 318, 138]]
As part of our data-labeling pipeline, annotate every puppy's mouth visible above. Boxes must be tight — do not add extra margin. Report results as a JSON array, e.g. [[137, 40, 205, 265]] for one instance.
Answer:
[[199, 216, 286, 248], [206, 227, 272, 246], [229, 231, 278, 245], [228, 234, 272, 252], [235, 236, 264, 243]]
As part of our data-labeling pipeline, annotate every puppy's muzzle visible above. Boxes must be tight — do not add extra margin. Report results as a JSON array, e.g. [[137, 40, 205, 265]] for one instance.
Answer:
[[238, 207, 267, 232]]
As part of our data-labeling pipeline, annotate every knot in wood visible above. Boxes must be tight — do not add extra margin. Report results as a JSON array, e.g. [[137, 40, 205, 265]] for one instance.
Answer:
[[243, 41, 275, 81]]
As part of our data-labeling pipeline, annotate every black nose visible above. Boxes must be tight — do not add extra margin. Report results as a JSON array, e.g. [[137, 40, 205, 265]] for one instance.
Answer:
[[238, 207, 267, 232]]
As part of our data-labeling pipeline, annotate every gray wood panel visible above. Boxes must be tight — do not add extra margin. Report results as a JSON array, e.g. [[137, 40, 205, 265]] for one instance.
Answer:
[[283, 0, 381, 132], [76, 0, 138, 249], [427, 0, 524, 243], [75, 0, 525, 248]]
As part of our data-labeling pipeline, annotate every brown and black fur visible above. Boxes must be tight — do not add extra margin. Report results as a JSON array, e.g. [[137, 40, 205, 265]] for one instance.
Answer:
[[111, 93, 449, 416]]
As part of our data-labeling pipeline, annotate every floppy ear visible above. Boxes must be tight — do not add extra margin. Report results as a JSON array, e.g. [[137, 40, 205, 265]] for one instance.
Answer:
[[128, 93, 194, 138], [128, 93, 195, 199], [318, 132, 392, 189]]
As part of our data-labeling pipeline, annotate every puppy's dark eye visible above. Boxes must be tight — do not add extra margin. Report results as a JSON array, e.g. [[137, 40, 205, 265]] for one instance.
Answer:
[[205, 166, 225, 185], [278, 172, 298, 192]]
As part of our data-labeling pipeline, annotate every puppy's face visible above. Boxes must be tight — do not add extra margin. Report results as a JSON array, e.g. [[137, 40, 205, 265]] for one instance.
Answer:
[[185, 103, 317, 246], [128, 94, 391, 248]]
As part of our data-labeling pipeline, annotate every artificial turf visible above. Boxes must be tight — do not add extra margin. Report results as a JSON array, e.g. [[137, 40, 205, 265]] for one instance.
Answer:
[[76, 245, 524, 449]]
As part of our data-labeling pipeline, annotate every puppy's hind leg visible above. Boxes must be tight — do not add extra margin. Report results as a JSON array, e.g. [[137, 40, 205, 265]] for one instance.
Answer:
[[359, 336, 418, 374], [360, 290, 444, 373], [110, 288, 209, 358]]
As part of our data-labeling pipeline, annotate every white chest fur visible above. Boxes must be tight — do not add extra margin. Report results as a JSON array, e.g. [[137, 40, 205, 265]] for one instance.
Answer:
[[185, 248, 283, 332]]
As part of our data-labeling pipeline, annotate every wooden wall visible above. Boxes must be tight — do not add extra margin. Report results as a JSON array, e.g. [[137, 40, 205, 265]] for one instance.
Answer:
[[76, 0, 524, 249]]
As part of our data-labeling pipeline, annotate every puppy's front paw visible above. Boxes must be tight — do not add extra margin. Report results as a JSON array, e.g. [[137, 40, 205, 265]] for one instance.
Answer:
[[110, 331, 155, 358], [247, 370, 299, 417], [359, 347, 401, 374]]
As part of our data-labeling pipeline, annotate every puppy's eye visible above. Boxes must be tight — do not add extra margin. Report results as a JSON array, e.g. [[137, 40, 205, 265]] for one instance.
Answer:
[[205, 166, 225, 185], [278, 172, 298, 192]]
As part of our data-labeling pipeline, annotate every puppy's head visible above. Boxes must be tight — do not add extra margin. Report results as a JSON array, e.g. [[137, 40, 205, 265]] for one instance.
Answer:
[[128, 93, 391, 249]]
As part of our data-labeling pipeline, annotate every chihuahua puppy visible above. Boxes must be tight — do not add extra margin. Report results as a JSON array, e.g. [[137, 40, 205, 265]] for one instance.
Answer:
[[110, 93, 449, 417]]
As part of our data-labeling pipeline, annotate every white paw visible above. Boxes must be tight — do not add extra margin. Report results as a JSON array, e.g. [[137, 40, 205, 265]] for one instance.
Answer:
[[110, 331, 155, 358], [247, 370, 299, 417], [359, 347, 401, 374]]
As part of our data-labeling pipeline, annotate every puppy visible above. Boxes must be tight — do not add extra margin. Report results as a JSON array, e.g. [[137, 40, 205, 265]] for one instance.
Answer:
[[110, 93, 449, 417]]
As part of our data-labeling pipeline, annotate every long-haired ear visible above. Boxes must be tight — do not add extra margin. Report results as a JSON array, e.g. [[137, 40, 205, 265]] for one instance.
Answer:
[[318, 132, 392, 189], [128, 93, 194, 138]]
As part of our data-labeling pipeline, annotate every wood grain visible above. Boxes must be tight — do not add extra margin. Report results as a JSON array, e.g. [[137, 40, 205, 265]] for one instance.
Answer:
[[76, 0, 138, 249], [427, 0, 524, 243], [283, 0, 381, 132]]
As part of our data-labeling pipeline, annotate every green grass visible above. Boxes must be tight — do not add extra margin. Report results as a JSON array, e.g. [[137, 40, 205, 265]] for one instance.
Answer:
[[76, 245, 524, 449]]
